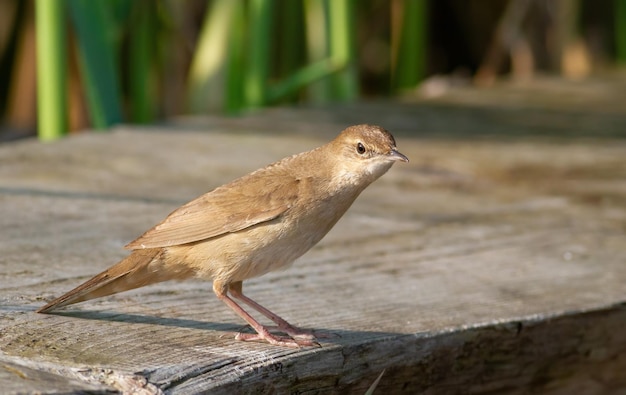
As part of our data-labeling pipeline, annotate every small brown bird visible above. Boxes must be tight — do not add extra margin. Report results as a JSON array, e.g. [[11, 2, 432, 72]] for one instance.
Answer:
[[37, 124, 408, 347]]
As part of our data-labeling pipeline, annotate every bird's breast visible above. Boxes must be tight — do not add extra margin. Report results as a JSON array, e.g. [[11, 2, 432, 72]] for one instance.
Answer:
[[166, 182, 361, 283]]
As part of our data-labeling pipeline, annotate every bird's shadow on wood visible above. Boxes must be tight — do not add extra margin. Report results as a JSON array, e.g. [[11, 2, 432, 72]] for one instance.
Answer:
[[39, 309, 380, 345], [48, 309, 240, 332]]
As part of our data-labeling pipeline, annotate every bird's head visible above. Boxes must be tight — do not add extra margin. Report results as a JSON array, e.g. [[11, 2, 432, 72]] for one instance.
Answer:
[[330, 124, 408, 185]]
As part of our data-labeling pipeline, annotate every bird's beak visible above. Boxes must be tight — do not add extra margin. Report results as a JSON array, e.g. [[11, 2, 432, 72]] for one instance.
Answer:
[[389, 149, 409, 163]]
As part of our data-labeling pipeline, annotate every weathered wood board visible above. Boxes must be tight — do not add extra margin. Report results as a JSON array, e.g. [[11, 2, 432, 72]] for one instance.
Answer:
[[1, 80, 626, 393]]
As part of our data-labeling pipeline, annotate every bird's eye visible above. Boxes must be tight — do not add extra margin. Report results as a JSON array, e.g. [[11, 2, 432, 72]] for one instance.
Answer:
[[356, 142, 366, 155]]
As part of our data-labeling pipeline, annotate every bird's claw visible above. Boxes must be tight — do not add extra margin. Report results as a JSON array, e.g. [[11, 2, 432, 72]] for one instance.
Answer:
[[262, 325, 338, 340], [235, 331, 320, 348]]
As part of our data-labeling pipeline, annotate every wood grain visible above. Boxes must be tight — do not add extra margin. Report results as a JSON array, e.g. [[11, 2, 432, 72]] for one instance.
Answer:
[[1, 83, 626, 393]]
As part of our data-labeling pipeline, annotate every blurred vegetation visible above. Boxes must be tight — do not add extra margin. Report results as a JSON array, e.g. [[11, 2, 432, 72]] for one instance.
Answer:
[[0, 0, 622, 140]]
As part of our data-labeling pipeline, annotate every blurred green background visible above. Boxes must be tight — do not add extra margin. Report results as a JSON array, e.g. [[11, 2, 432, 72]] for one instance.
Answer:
[[0, 0, 624, 141]]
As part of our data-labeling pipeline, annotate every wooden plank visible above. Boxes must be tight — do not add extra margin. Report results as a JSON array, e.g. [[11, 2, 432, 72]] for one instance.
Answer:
[[0, 359, 111, 394], [1, 94, 626, 392]]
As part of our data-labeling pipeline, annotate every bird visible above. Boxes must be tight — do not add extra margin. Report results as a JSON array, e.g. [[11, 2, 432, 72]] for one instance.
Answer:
[[37, 124, 409, 347]]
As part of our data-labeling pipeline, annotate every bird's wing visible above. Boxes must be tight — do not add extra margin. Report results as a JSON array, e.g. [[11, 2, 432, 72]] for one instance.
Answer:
[[125, 168, 301, 249]]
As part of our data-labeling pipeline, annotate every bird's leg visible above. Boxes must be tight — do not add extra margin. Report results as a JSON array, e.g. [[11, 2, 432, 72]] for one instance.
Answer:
[[213, 281, 316, 347], [228, 281, 319, 340]]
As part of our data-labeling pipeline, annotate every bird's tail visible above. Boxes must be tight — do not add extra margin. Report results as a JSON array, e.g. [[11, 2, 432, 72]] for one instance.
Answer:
[[37, 248, 190, 313]]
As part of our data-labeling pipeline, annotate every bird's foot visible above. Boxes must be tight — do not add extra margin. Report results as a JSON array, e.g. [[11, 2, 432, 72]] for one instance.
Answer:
[[235, 331, 320, 348], [263, 324, 337, 340]]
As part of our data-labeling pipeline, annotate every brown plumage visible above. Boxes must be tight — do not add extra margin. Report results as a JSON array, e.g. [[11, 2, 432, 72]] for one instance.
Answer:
[[37, 124, 408, 347]]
